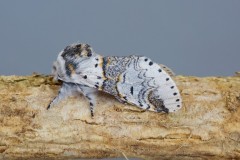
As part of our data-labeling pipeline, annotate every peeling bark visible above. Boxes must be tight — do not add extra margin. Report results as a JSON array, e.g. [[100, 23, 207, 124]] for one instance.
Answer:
[[0, 74, 239, 160]]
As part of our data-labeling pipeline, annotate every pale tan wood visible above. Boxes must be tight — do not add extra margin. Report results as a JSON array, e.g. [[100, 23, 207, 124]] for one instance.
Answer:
[[0, 74, 239, 159]]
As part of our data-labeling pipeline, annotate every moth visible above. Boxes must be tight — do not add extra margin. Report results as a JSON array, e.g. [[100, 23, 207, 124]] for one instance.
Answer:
[[47, 43, 182, 117]]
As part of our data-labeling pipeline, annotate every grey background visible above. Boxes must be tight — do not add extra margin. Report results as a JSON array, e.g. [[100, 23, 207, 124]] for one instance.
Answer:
[[0, 0, 239, 77]]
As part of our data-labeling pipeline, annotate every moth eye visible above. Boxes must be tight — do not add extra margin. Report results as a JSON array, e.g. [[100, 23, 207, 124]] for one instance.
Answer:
[[76, 44, 82, 48], [87, 52, 92, 57], [53, 65, 57, 71]]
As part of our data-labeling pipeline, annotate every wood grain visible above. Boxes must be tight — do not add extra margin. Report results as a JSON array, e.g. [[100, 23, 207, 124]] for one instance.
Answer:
[[0, 74, 239, 159]]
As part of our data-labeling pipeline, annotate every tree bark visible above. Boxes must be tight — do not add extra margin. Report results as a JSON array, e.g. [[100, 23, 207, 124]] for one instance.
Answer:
[[0, 74, 239, 160]]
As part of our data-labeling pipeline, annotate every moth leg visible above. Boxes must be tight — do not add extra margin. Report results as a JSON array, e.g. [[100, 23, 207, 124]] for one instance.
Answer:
[[87, 94, 97, 118], [77, 85, 98, 118], [47, 82, 76, 110]]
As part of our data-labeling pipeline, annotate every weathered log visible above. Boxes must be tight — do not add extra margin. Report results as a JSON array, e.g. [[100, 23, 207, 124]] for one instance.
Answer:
[[0, 74, 239, 160]]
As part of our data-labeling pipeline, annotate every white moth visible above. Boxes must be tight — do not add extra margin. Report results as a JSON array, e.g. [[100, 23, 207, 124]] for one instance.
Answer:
[[47, 43, 182, 117]]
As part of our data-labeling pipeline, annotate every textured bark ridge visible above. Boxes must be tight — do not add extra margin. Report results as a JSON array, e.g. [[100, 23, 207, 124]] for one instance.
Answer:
[[0, 74, 239, 160]]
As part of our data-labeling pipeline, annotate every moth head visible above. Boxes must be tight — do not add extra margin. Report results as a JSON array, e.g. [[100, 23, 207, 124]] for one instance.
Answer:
[[62, 43, 95, 58], [52, 43, 97, 82], [52, 61, 60, 81]]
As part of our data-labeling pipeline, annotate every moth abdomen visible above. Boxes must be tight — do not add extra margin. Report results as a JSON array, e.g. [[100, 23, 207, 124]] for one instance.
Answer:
[[148, 90, 169, 113]]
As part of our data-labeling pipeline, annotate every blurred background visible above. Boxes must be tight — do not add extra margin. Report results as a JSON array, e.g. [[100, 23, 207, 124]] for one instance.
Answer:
[[0, 0, 239, 76]]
